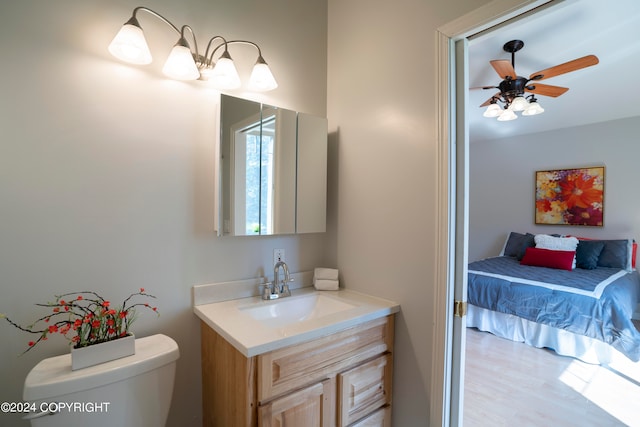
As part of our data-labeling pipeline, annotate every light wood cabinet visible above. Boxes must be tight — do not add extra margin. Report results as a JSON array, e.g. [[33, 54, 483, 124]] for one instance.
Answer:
[[258, 378, 335, 427], [201, 315, 394, 427], [338, 354, 392, 426]]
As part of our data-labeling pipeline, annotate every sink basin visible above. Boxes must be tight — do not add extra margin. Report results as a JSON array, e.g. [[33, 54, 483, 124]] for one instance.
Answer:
[[239, 293, 357, 328]]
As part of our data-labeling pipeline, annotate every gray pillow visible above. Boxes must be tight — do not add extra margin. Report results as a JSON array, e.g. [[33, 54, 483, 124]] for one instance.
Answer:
[[597, 239, 632, 270], [503, 232, 535, 260], [575, 240, 605, 270]]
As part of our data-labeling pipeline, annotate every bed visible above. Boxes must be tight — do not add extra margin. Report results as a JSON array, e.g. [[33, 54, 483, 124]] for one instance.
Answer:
[[467, 232, 640, 364]]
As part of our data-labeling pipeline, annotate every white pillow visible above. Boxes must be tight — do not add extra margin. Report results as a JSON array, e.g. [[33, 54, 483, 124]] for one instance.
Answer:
[[534, 235, 579, 269]]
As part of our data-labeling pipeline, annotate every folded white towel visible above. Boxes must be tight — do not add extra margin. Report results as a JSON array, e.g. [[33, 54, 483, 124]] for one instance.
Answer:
[[314, 267, 339, 281], [314, 278, 339, 291]]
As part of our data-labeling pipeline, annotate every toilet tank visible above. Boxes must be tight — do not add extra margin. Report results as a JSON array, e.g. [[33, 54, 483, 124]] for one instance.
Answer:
[[23, 334, 179, 427]]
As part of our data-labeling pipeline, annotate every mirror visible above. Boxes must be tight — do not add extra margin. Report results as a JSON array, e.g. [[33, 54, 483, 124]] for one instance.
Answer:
[[216, 94, 327, 236]]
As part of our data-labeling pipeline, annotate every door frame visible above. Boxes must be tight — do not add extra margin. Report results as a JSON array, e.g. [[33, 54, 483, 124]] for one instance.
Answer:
[[431, 0, 558, 425]]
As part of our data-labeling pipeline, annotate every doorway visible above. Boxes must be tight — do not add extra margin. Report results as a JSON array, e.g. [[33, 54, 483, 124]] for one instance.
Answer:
[[434, 0, 558, 425], [438, 0, 640, 425]]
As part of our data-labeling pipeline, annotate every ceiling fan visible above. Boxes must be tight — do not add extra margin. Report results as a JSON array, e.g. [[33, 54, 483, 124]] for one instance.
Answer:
[[474, 40, 599, 120]]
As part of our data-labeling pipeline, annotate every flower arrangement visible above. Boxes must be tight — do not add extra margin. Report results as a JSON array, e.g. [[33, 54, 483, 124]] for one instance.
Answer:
[[1, 288, 159, 353]]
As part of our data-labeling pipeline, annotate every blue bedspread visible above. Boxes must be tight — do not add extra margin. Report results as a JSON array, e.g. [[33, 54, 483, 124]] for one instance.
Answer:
[[468, 256, 640, 361]]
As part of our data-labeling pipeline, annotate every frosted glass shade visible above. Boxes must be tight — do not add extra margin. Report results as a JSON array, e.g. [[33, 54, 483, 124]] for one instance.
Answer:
[[209, 56, 241, 89], [497, 109, 518, 121], [162, 45, 200, 81], [483, 103, 502, 118], [248, 61, 278, 91], [108, 23, 152, 65], [522, 101, 545, 116], [509, 96, 528, 112]]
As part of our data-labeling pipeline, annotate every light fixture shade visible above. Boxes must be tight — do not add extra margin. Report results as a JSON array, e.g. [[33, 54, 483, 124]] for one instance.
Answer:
[[209, 53, 241, 89], [497, 109, 518, 121], [162, 43, 200, 81], [248, 56, 278, 91], [483, 103, 502, 118], [108, 21, 152, 65], [509, 96, 528, 112], [522, 101, 545, 116]]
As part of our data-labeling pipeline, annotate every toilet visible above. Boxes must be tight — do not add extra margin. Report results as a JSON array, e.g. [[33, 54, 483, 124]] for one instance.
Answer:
[[22, 334, 180, 427]]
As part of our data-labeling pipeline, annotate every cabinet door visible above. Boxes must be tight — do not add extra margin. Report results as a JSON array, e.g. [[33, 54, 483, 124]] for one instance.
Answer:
[[350, 406, 391, 427], [338, 354, 392, 426], [258, 378, 336, 427]]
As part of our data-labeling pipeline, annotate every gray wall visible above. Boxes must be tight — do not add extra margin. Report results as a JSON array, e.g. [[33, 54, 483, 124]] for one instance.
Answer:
[[0, 1, 327, 426], [327, 0, 492, 424], [469, 116, 640, 262]]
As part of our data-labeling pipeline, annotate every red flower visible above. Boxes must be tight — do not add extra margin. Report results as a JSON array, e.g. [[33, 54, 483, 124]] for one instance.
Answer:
[[71, 336, 80, 343], [77, 295, 83, 300], [48, 325, 58, 334], [559, 174, 602, 209], [28, 341, 35, 347], [107, 328, 116, 335], [140, 288, 145, 293], [107, 319, 115, 326], [44, 318, 50, 323], [152, 307, 157, 312], [102, 301, 110, 308], [119, 311, 127, 319], [107, 309, 116, 315], [64, 305, 70, 312], [53, 307, 60, 313], [91, 320, 101, 328], [59, 300, 66, 305], [536, 199, 552, 213]]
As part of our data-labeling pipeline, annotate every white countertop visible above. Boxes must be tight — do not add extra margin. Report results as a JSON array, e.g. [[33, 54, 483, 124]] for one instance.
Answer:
[[193, 287, 400, 357]]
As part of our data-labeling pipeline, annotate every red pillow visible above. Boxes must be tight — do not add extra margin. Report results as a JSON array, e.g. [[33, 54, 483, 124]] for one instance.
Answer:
[[520, 247, 575, 271]]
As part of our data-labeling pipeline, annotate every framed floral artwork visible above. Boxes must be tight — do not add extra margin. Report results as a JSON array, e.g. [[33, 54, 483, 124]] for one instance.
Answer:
[[535, 166, 604, 226]]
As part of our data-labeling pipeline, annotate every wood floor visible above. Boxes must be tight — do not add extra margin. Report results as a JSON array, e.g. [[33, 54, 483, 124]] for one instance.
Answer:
[[463, 328, 640, 427]]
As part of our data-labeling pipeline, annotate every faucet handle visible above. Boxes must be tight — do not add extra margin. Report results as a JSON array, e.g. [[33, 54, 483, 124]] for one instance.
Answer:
[[262, 282, 278, 300]]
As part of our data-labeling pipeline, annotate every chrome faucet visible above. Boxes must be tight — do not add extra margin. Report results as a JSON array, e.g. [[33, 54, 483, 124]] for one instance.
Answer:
[[263, 261, 293, 299]]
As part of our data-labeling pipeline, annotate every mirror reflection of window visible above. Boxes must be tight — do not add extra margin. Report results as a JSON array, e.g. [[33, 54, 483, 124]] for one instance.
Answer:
[[218, 94, 326, 236], [232, 115, 276, 235], [260, 115, 276, 235]]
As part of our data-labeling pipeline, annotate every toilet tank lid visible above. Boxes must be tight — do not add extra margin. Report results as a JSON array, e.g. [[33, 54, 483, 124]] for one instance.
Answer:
[[23, 334, 179, 401]]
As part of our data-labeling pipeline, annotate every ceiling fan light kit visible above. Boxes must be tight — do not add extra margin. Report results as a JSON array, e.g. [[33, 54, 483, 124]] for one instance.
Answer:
[[475, 40, 598, 121]]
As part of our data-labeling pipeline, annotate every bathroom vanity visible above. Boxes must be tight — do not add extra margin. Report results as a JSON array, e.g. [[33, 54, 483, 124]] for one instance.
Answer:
[[193, 284, 399, 427]]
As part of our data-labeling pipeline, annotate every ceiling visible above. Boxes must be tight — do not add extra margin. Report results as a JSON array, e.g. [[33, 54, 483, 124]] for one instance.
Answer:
[[468, 0, 640, 143]]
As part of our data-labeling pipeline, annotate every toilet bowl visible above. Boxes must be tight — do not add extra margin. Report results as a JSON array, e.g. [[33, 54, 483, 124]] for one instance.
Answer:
[[22, 334, 180, 427]]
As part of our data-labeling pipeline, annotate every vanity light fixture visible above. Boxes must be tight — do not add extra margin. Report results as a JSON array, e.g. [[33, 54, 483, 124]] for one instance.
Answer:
[[108, 6, 278, 91]]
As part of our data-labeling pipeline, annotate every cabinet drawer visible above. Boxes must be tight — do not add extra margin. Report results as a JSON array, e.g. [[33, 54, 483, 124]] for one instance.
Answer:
[[258, 316, 393, 402], [338, 354, 392, 427], [349, 406, 391, 427], [258, 378, 335, 427]]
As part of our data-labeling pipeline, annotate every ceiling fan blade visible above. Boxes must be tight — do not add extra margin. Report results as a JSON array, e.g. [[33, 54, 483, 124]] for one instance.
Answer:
[[529, 55, 599, 81], [525, 83, 569, 97], [490, 59, 516, 79], [480, 92, 501, 107]]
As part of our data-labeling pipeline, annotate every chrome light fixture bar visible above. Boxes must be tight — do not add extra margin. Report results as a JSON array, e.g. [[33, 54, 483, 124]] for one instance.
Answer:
[[108, 6, 278, 91]]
